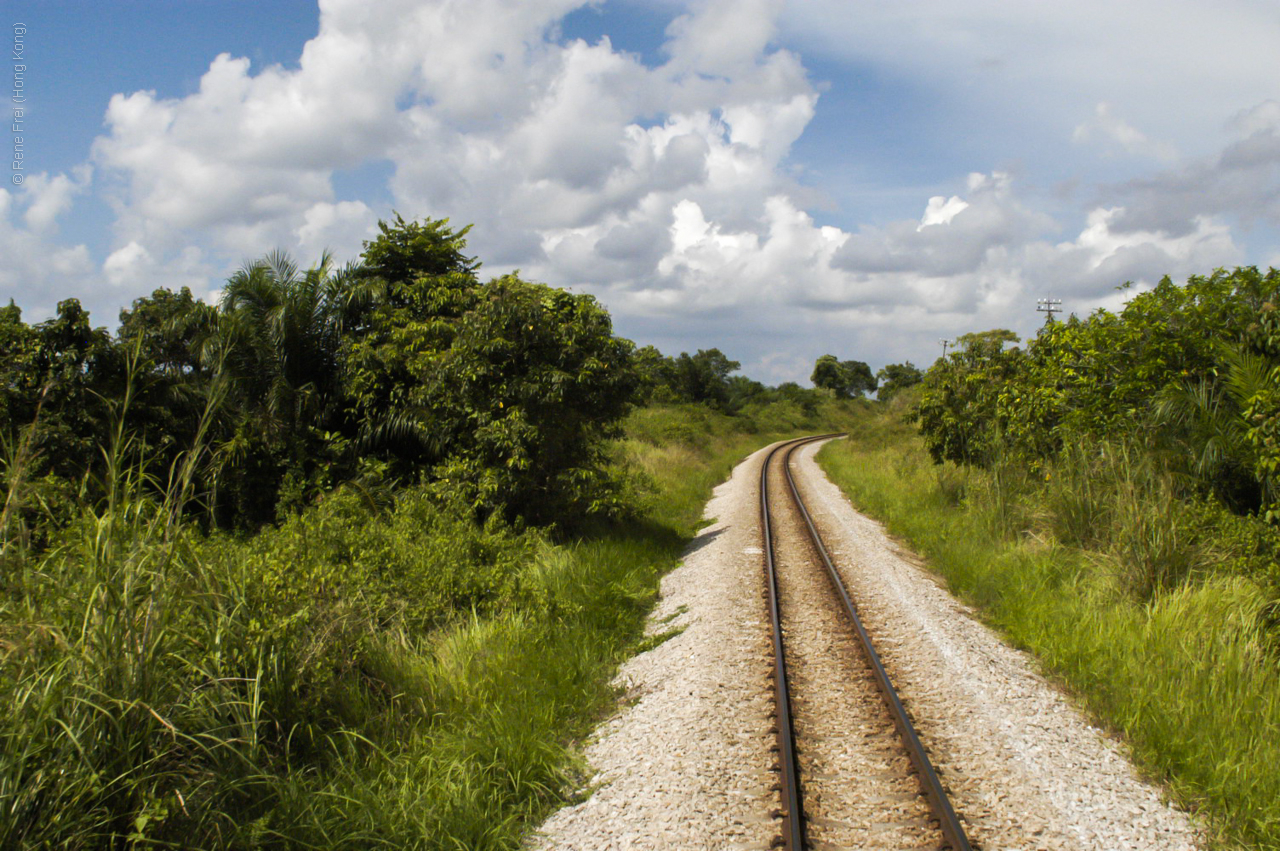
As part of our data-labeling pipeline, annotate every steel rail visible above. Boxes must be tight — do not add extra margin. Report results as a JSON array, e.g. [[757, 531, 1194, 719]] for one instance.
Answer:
[[780, 438, 973, 851], [760, 437, 809, 851]]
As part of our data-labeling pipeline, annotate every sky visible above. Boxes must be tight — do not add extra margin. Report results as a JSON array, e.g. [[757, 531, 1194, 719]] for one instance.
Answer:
[[5, 0, 1280, 384]]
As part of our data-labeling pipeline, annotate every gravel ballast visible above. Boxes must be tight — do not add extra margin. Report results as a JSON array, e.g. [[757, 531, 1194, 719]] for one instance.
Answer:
[[531, 439, 1204, 850], [531, 443, 780, 851]]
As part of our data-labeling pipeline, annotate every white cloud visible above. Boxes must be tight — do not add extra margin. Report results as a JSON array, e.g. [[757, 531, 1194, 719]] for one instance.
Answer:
[[103, 241, 154, 288], [919, 195, 969, 229], [0, 188, 97, 321], [1073, 102, 1177, 161], [20, 166, 92, 233], [1102, 100, 1280, 236], [103, 241, 219, 306], [663, 0, 782, 77], [295, 200, 378, 258], [35, 0, 1278, 377]]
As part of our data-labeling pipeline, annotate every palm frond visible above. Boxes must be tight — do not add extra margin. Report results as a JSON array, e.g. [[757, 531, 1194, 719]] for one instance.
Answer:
[[1217, 342, 1276, 407], [356, 409, 442, 458], [264, 249, 299, 288]]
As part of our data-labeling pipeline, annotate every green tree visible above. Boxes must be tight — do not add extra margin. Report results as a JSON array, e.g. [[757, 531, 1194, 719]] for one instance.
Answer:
[[346, 216, 641, 525], [914, 330, 1021, 466], [917, 267, 1280, 513], [993, 269, 1280, 482], [812, 354, 876, 398], [426, 275, 640, 523], [344, 218, 486, 468], [2, 213, 648, 532], [725, 375, 768, 412], [0, 299, 121, 481], [0, 301, 39, 435], [0, 300, 122, 544], [875, 362, 922, 401], [634, 344, 678, 403], [354, 213, 480, 296], [672, 349, 741, 409], [116, 287, 219, 478], [117, 287, 213, 380], [202, 250, 361, 523]]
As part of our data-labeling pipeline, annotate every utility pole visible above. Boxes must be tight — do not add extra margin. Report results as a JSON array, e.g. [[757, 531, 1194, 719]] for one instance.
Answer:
[[939, 338, 953, 358], [1037, 297, 1062, 324]]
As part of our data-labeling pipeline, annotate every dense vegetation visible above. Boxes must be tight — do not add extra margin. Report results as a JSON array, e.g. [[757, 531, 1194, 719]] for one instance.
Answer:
[[1, 216, 643, 532], [821, 266, 1280, 848], [915, 267, 1280, 523], [0, 214, 860, 848], [810, 354, 875, 398]]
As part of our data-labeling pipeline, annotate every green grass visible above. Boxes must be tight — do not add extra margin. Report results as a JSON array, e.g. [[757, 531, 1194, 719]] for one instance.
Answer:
[[817, 400, 1280, 850], [0, 398, 858, 849], [618, 398, 866, 533]]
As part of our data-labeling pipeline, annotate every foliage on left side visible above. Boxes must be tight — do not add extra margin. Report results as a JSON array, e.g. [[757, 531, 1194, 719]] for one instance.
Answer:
[[0, 215, 639, 534]]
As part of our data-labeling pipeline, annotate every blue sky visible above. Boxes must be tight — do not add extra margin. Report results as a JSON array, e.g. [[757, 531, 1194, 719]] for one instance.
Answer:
[[5, 0, 1280, 383]]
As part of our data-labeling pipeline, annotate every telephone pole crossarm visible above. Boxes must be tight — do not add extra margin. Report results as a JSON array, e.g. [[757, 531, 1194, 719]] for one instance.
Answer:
[[1037, 297, 1062, 323]]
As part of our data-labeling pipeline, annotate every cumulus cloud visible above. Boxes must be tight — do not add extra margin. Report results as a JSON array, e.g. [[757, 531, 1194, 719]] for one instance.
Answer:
[[103, 241, 220, 309], [1104, 100, 1280, 236], [26, 0, 1275, 375], [103, 241, 154, 288], [0, 188, 97, 320], [835, 172, 1056, 283], [295, 200, 378, 259], [919, 195, 969, 230], [20, 166, 92, 233], [89, 0, 815, 281]]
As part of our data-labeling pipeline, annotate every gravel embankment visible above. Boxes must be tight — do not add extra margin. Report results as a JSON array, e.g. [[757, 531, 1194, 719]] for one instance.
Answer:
[[531, 439, 1204, 850], [531, 443, 780, 851], [791, 439, 1203, 850]]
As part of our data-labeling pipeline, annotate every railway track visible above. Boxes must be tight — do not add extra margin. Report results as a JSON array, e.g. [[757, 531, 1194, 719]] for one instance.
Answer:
[[761, 435, 972, 851]]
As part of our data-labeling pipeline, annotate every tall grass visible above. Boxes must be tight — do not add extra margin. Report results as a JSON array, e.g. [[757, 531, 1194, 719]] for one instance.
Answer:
[[0, 395, 858, 848], [818, 404, 1280, 849], [0, 358, 274, 847], [0, 452, 659, 848]]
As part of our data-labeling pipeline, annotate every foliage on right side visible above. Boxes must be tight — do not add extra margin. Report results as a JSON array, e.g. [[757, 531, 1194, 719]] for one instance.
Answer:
[[916, 266, 1280, 530], [827, 265, 1280, 848]]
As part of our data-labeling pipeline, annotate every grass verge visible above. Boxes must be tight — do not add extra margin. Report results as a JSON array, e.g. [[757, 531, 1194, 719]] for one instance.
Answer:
[[816, 400, 1280, 850], [0, 399, 858, 849]]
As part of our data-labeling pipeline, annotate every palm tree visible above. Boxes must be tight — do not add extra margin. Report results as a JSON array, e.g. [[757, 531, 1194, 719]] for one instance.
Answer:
[[197, 250, 364, 522], [211, 251, 359, 437], [1155, 343, 1277, 511]]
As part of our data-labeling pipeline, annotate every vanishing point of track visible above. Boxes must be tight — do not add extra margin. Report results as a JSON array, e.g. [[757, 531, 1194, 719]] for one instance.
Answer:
[[760, 435, 972, 851]]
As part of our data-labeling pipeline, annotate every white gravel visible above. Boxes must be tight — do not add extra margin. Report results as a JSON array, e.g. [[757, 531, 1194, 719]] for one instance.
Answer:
[[792, 439, 1204, 850], [530, 442, 779, 851], [530, 439, 1206, 850]]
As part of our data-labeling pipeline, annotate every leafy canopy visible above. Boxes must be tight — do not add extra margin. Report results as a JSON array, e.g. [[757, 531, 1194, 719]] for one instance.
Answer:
[[811, 354, 876, 398]]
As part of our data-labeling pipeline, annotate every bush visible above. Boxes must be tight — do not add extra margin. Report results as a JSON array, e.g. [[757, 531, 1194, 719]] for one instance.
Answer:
[[0, 471, 541, 848]]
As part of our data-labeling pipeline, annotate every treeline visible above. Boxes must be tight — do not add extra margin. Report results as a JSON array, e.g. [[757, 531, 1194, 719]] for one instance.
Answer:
[[1, 216, 901, 538], [913, 266, 1280, 592], [636, 347, 823, 413], [1, 216, 699, 534], [631, 348, 921, 412]]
